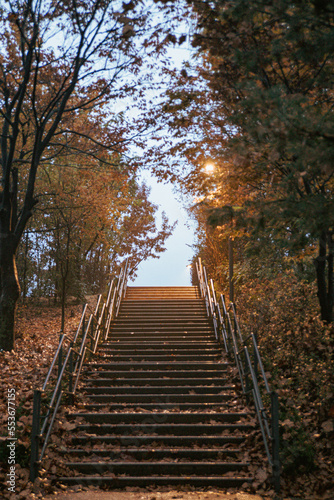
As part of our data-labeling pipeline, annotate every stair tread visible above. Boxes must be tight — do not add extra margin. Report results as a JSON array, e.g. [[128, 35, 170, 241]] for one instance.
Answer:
[[69, 412, 249, 417], [65, 461, 250, 465], [77, 403, 237, 411], [72, 435, 247, 440], [65, 461, 250, 471], [58, 476, 253, 483], [62, 447, 243, 455], [76, 423, 254, 433], [87, 361, 228, 366]]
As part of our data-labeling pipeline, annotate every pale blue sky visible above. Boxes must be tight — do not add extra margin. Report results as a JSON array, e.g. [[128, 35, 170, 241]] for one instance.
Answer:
[[130, 25, 196, 287], [132, 174, 196, 286]]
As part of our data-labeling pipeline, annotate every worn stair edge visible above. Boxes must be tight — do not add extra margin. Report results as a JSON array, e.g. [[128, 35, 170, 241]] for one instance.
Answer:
[[75, 423, 255, 436], [84, 369, 229, 376], [65, 461, 250, 474], [57, 476, 253, 487], [86, 361, 229, 368], [82, 386, 236, 395], [67, 412, 251, 423], [76, 402, 238, 411], [71, 435, 247, 445], [84, 378, 230, 386], [61, 448, 242, 458], [85, 395, 235, 403]]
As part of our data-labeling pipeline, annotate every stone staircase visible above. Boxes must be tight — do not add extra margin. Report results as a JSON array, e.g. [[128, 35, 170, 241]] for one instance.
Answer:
[[59, 286, 255, 488]]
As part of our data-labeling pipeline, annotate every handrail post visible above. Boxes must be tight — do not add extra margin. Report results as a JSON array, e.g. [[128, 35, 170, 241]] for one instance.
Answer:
[[228, 236, 234, 303], [90, 319, 94, 358], [57, 332, 63, 400], [82, 307, 85, 339], [271, 391, 281, 493], [221, 294, 232, 355], [58, 332, 63, 379], [103, 305, 106, 340], [243, 346, 251, 403], [30, 389, 42, 481], [68, 345, 74, 405], [253, 331, 259, 380]]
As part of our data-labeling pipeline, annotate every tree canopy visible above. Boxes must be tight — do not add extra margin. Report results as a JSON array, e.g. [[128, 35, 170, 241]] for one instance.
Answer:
[[147, 0, 334, 322], [0, 0, 174, 349]]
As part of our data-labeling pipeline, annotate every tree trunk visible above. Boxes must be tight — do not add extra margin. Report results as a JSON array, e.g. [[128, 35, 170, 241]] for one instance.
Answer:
[[0, 235, 21, 350], [314, 231, 333, 323]]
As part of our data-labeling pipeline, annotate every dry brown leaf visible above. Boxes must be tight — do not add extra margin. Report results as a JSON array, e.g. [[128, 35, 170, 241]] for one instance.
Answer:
[[321, 420, 334, 433]]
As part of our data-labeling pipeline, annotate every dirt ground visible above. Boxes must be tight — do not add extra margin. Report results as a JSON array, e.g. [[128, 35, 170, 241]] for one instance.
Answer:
[[43, 490, 267, 500]]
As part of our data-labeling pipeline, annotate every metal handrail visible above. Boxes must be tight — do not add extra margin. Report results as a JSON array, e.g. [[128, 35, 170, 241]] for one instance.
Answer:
[[29, 259, 129, 482], [195, 257, 280, 492]]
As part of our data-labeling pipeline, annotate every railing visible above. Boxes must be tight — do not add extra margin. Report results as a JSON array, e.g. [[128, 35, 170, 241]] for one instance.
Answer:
[[196, 258, 280, 492], [29, 259, 129, 482]]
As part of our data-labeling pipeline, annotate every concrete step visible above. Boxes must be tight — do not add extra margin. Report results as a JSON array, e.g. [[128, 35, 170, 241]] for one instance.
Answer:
[[71, 434, 247, 447], [125, 287, 200, 298], [99, 342, 220, 349], [58, 475, 252, 488], [83, 386, 235, 395], [106, 336, 216, 342], [98, 345, 221, 352], [68, 412, 250, 424], [83, 385, 235, 395], [119, 303, 206, 310], [75, 423, 254, 436], [86, 394, 235, 403], [94, 354, 222, 362], [84, 377, 229, 386], [84, 370, 229, 379], [86, 361, 229, 370], [115, 313, 208, 320], [62, 448, 241, 460], [112, 317, 211, 323], [65, 461, 250, 476], [110, 327, 213, 333], [77, 402, 236, 411]]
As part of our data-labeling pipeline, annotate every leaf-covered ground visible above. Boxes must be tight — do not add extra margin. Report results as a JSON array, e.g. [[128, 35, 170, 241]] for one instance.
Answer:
[[238, 273, 334, 499], [0, 301, 333, 500], [0, 302, 82, 499]]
